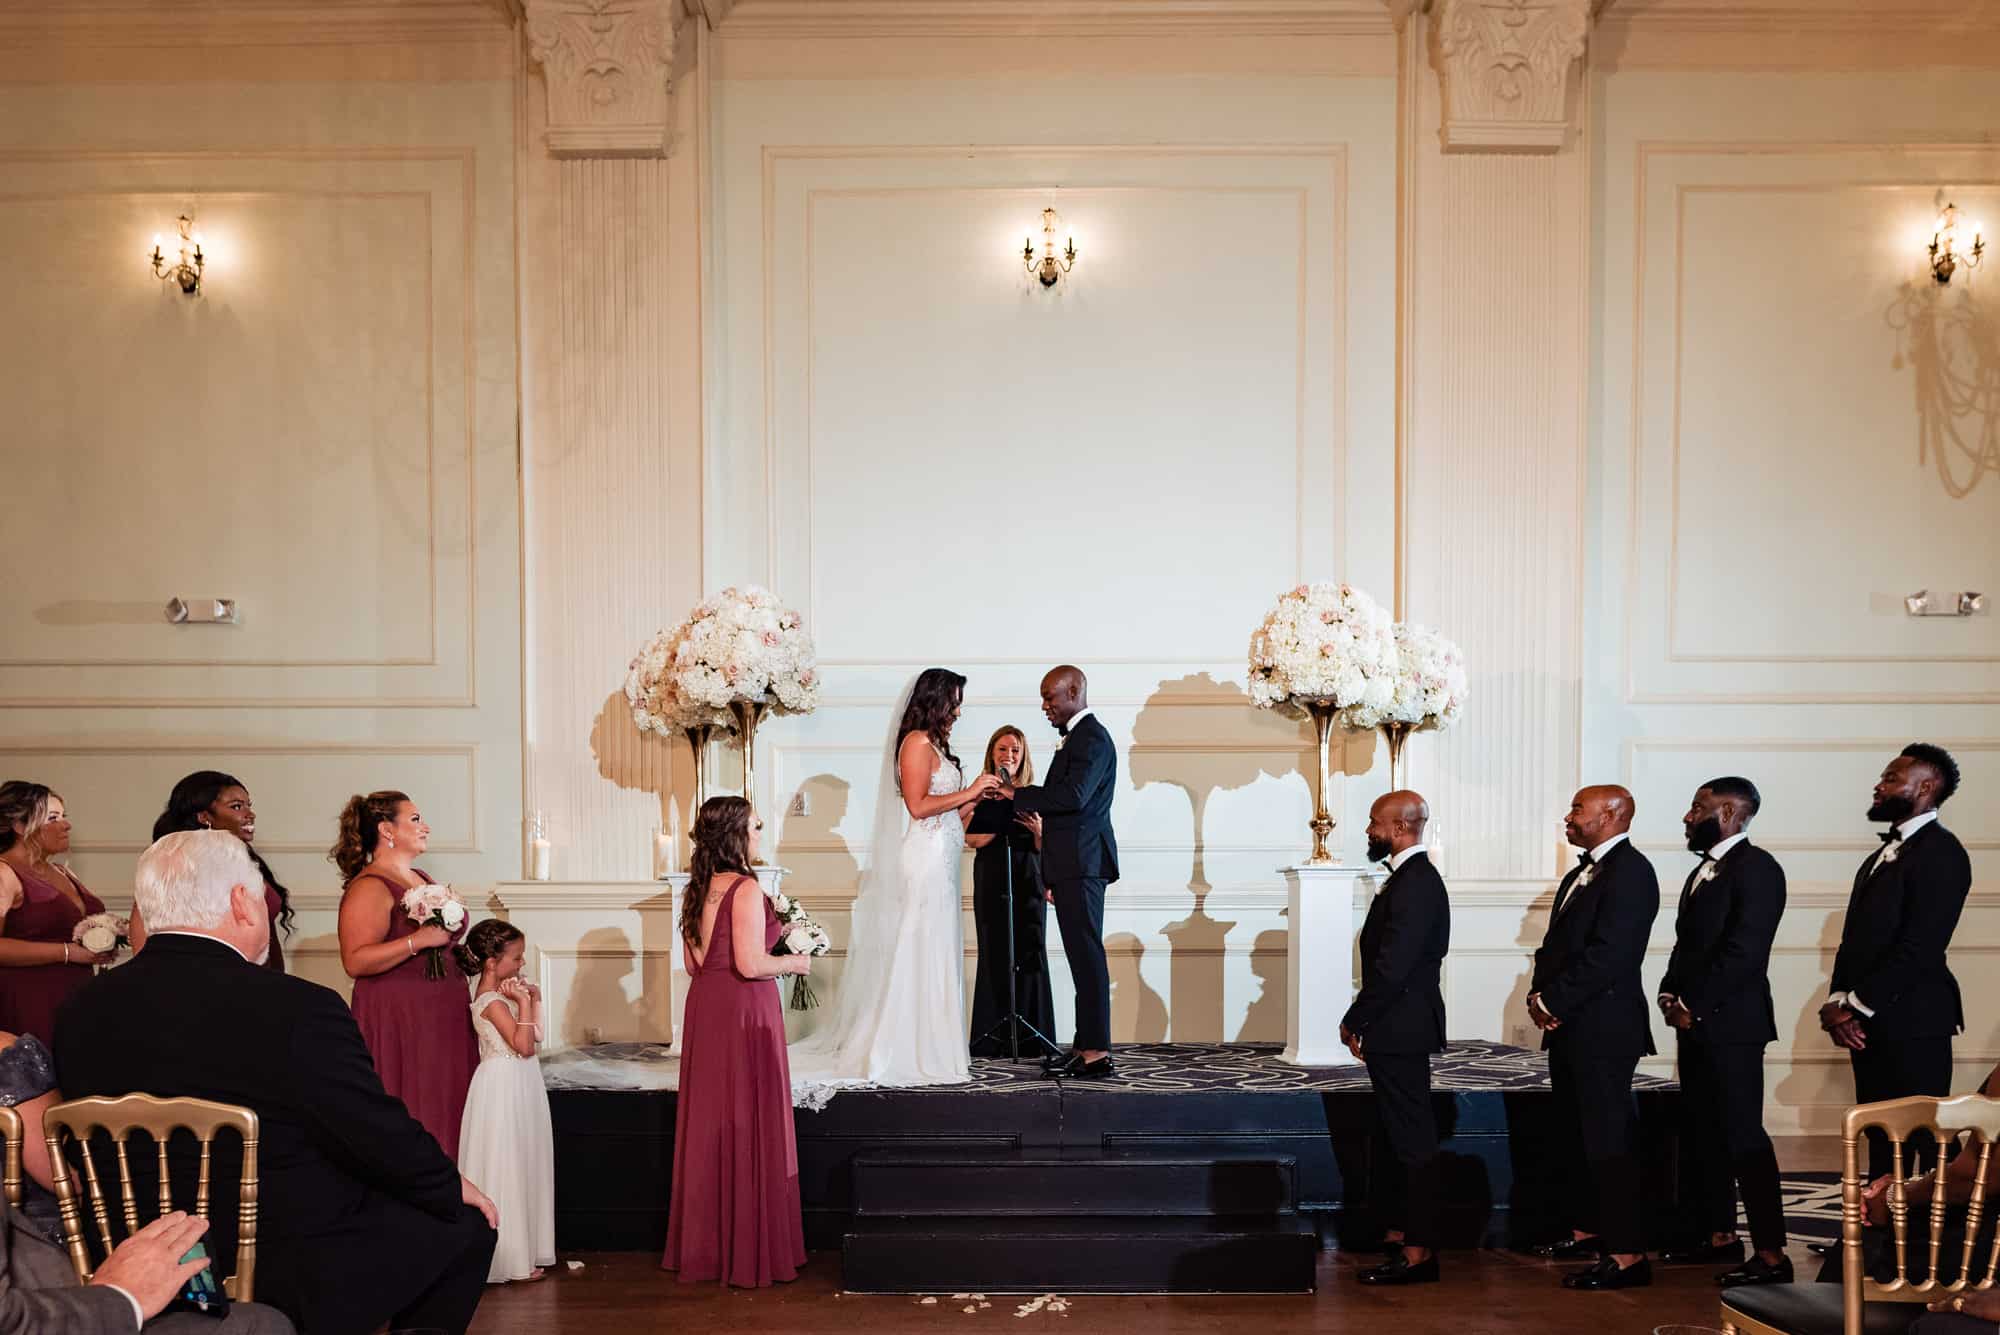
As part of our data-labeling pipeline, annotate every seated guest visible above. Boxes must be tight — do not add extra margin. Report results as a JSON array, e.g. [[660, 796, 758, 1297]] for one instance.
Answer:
[[0, 1028, 65, 1243], [1, 1203, 293, 1333], [0, 783, 114, 1043], [54, 830, 498, 1335], [132, 772, 293, 972]]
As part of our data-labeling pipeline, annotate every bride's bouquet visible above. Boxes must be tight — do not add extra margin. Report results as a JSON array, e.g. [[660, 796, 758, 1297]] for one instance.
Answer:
[[665, 585, 820, 716], [400, 883, 468, 981], [1247, 581, 1397, 725], [72, 912, 130, 965], [768, 887, 831, 1011]]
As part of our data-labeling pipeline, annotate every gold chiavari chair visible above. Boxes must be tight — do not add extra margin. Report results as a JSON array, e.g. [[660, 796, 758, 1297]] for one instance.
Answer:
[[0, 1105, 22, 1210], [1723, 1093, 2000, 1335], [41, 1094, 260, 1301]]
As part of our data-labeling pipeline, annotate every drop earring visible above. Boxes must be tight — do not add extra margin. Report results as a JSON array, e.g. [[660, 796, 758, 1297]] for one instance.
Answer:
[[384, 836, 396, 850]]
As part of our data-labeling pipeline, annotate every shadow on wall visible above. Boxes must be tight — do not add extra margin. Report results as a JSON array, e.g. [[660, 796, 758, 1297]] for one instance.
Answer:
[[1236, 928, 1289, 1042], [1887, 278, 2000, 499], [1774, 906, 1847, 1113], [563, 925, 652, 1047], [776, 774, 861, 893], [1129, 672, 1366, 1041], [588, 687, 710, 841], [1107, 932, 1169, 1043]]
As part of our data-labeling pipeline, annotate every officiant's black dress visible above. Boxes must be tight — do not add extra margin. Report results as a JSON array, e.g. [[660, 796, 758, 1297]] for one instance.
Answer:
[[969, 838, 1059, 1057]]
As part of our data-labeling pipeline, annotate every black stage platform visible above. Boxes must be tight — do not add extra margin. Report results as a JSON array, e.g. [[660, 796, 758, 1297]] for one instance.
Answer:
[[549, 1039, 1684, 1256]]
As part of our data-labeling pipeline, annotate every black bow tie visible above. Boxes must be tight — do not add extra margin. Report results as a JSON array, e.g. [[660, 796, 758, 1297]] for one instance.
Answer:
[[1576, 853, 1594, 868], [1879, 829, 1902, 845], [1698, 851, 1718, 864]]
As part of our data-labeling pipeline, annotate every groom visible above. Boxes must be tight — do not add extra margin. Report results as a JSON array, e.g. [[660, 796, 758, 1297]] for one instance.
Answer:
[[999, 665, 1121, 1079]]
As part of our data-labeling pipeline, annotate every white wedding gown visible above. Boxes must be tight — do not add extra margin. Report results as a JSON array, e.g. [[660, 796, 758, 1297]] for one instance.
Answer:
[[788, 739, 971, 1109]]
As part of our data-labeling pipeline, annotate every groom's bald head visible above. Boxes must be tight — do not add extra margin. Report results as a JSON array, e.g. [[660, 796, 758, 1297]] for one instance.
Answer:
[[1040, 665, 1088, 730]]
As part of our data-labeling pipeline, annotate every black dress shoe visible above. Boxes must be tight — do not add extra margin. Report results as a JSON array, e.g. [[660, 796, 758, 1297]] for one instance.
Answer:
[[1040, 1051, 1076, 1076], [1067, 1054, 1116, 1079], [1358, 1255, 1439, 1286], [1717, 1255, 1794, 1288], [1562, 1257, 1652, 1291], [1661, 1240, 1745, 1265], [1534, 1236, 1602, 1261]]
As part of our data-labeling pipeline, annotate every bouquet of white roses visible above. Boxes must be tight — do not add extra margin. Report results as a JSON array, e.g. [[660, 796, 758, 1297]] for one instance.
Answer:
[[400, 883, 467, 981], [1369, 621, 1469, 733], [72, 912, 130, 964], [767, 886, 831, 1011], [665, 585, 820, 717], [1247, 582, 1397, 727], [625, 624, 734, 738]]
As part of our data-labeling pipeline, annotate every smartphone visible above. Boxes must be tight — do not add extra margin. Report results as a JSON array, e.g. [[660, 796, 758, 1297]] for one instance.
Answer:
[[166, 1240, 230, 1318]]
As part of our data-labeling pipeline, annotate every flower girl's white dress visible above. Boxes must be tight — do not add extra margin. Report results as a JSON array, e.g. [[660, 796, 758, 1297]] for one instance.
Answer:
[[457, 991, 556, 1282]]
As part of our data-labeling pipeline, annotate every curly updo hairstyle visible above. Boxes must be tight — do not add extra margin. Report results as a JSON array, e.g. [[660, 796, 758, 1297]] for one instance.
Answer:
[[453, 917, 526, 977], [328, 790, 411, 882], [0, 781, 58, 859], [680, 796, 755, 945]]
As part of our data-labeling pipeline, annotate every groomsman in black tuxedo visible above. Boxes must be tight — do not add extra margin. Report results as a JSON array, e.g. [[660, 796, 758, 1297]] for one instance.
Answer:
[[1342, 790, 1451, 1287], [1528, 784, 1661, 1291], [1002, 665, 1121, 1079], [1655, 777, 1790, 1288], [1821, 743, 1972, 1180]]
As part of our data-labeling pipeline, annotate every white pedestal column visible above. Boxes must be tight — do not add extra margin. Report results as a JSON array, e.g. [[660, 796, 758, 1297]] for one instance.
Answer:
[[663, 872, 692, 1054], [1279, 863, 1365, 1067]]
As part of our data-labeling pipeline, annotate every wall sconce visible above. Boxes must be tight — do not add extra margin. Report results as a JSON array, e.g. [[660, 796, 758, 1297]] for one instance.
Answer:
[[1022, 207, 1077, 288], [1928, 203, 1983, 285], [1904, 589, 1986, 617], [150, 215, 205, 295], [165, 597, 239, 624]]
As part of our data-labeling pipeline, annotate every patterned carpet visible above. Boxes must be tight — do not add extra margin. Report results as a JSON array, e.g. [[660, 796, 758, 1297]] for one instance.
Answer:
[[1776, 1172, 1843, 1242], [542, 1039, 1680, 1095]]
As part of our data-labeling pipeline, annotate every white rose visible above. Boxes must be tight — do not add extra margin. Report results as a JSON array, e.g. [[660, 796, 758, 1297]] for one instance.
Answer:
[[439, 901, 467, 932], [79, 923, 119, 955], [783, 924, 815, 954]]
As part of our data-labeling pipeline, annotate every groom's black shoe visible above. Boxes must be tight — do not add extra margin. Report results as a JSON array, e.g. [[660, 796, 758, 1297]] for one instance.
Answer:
[[1040, 1051, 1076, 1077], [1067, 1054, 1115, 1080]]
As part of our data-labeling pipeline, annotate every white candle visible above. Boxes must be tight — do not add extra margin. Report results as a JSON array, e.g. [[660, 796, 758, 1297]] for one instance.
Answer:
[[529, 837, 551, 881], [653, 829, 674, 880]]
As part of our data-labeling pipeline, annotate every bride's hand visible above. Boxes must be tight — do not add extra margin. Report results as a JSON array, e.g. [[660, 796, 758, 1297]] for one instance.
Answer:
[[965, 772, 1003, 801]]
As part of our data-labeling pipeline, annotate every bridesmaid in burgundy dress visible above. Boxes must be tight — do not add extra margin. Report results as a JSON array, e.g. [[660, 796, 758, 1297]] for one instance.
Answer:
[[0, 783, 114, 1043], [664, 796, 811, 1288], [333, 789, 477, 1159], [130, 771, 294, 971]]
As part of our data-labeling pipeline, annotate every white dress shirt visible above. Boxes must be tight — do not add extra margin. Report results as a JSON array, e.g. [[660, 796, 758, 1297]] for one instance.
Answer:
[[1832, 810, 1942, 1018], [1388, 843, 1428, 874]]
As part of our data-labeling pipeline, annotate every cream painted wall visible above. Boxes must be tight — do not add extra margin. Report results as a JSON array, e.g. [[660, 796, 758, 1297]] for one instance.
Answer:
[[1586, 67, 2000, 1131], [697, 61, 1399, 1045], [0, 61, 524, 999]]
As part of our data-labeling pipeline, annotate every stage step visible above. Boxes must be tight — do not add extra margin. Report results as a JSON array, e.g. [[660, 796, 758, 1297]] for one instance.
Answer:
[[850, 1149, 1299, 1218], [841, 1215, 1320, 1294]]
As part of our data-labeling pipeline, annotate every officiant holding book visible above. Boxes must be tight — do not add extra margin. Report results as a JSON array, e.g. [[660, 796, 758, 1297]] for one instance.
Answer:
[[967, 726, 1058, 1059]]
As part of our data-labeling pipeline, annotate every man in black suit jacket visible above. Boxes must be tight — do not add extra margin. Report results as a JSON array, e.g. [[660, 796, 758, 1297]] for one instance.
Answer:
[[1001, 665, 1120, 1079], [1528, 784, 1661, 1291], [1341, 790, 1449, 1287], [1655, 776, 1789, 1288], [1820, 743, 1973, 1181], [54, 831, 498, 1335]]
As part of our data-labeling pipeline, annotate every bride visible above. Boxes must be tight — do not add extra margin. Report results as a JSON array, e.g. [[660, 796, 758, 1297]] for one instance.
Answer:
[[788, 667, 999, 1104]]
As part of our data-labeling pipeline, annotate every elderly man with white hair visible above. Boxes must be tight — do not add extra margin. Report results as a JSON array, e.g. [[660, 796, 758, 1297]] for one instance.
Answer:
[[54, 830, 498, 1335]]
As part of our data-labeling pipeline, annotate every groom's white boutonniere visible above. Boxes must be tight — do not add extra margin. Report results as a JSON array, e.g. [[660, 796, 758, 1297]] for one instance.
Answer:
[[1876, 839, 1903, 867], [1692, 859, 1721, 890]]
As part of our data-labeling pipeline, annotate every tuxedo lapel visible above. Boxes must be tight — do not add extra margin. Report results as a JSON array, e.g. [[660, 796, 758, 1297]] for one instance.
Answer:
[[1550, 864, 1585, 920]]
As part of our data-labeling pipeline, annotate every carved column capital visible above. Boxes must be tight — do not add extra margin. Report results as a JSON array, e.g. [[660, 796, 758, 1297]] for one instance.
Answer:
[[1428, 0, 1593, 152], [525, 0, 683, 158]]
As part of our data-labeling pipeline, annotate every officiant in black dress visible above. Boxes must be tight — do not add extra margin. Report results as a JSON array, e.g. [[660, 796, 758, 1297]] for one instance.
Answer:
[[967, 726, 1058, 1058]]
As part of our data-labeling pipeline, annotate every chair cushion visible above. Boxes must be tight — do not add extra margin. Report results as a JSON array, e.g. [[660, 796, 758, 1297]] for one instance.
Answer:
[[1723, 1282, 1930, 1335]]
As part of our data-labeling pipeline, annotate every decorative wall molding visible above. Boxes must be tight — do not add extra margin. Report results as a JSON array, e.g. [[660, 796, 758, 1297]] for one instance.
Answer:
[[526, 0, 684, 158], [1426, 0, 1593, 152], [714, 0, 1393, 36], [0, 2, 514, 49]]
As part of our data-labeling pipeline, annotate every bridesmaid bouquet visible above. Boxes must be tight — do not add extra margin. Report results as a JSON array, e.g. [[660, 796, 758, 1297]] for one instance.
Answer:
[[400, 884, 468, 981], [72, 913, 130, 964], [768, 889, 831, 1011]]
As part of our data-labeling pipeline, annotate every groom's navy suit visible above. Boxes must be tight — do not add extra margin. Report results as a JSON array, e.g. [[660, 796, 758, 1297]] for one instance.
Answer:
[[1013, 710, 1120, 1052]]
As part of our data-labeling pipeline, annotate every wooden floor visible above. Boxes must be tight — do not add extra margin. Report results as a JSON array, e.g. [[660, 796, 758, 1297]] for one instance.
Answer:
[[467, 1243, 1816, 1334]]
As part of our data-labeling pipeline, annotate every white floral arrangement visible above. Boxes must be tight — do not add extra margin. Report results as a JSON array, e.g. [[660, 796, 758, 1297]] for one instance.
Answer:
[[625, 623, 732, 738], [400, 883, 467, 981], [768, 887, 831, 1011], [663, 585, 820, 719], [1247, 582, 1397, 726], [1359, 621, 1470, 733], [72, 912, 130, 962]]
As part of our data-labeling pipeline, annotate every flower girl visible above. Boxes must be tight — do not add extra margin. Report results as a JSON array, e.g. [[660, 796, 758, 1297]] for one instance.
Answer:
[[453, 918, 556, 1282]]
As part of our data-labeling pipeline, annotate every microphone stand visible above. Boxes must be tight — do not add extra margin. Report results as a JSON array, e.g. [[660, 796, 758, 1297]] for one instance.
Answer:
[[971, 769, 1059, 1063]]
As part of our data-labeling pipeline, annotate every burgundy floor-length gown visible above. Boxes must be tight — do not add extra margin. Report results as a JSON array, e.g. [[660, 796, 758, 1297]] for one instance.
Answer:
[[0, 863, 106, 1044], [345, 869, 477, 1159], [664, 874, 806, 1288]]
